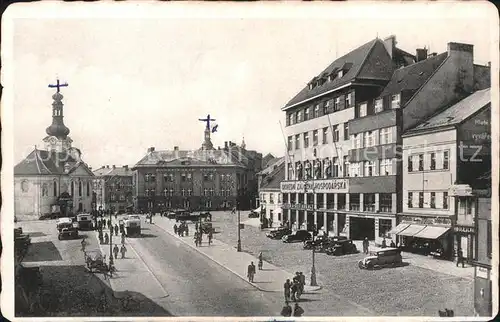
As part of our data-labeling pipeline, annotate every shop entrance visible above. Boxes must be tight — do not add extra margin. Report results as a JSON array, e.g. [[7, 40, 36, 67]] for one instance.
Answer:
[[349, 217, 375, 240]]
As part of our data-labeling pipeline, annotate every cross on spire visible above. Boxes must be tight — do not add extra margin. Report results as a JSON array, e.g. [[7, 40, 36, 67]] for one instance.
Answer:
[[48, 79, 68, 93], [199, 114, 216, 131]]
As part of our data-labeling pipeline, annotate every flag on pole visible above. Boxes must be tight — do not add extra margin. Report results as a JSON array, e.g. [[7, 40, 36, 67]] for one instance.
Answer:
[[211, 123, 218, 133]]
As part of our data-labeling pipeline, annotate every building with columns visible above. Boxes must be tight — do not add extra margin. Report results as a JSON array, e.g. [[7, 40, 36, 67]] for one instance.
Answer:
[[14, 82, 94, 219], [93, 165, 134, 213]]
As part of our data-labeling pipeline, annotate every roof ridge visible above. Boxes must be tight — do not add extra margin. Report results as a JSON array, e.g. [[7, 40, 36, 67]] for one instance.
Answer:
[[353, 38, 379, 80]]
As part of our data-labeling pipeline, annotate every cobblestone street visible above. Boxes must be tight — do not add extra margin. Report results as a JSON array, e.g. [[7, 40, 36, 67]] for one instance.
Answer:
[[209, 210, 474, 316]]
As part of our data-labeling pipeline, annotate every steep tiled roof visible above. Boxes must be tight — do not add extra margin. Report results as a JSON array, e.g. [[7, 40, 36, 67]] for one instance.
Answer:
[[93, 166, 133, 177], [258, 157, 285, 176], [14, 149, 93, 176], [407, 88, 490, 132], [133, 149, 246, 168], [378, 52, 448, 98], [260, 162, 285, 190], [284, 38, 385, 108]]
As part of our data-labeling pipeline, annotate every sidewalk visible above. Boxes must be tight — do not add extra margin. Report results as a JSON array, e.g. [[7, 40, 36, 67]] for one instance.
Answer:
[[154, 216, 322, 294], [93, 228, 169, 301], [352, 240, 474, 280]]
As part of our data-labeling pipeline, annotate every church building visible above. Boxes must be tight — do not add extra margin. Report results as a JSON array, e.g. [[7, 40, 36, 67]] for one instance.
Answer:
[[14, 81, 94, 219]]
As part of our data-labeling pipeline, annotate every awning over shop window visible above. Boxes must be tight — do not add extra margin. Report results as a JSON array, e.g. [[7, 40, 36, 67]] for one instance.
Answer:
[[388, 223, 410, 235], [397, 224, 426, 237], [254, 206, 262, 213], [413, 226, 450, 239]]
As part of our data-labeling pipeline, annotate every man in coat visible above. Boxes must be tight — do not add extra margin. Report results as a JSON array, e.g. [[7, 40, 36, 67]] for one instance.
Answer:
[[281, 302, 292, 317], [113, 244, 119, 259], [293, 303, 304, 317], [247, 261, 256, 282], [283, 279, 291, 302], [363, 237, 369, 254]]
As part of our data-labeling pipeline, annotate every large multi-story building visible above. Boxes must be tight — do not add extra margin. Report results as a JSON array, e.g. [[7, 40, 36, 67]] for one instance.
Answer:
[[280, 35, 490, 244], [93, 165, 134, 213], [132, 125, 263, 212], [258, 157, 285, 227], [397, 88, 491, 260], [14, 83, 94, 219]]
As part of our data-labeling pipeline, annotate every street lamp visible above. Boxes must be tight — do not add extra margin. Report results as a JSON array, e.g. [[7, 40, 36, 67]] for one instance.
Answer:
[[310, 223, 318, 287], [237, 200, 242, 252]]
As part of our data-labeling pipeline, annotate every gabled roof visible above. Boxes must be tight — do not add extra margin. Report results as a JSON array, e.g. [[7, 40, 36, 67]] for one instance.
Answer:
[[378, 52, 448, 98], [284, 38, 390, 108], [260, 162, 285, 190], [93, 166, 133, 177], [258, 157, 285, 176], [407, 88, 491, 133], [133, 149, 246, 168], [14, 149, 93, 176]]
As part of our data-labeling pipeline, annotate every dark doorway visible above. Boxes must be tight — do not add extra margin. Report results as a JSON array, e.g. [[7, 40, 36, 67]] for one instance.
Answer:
[[306, 212, 314, 230], [349, 217, 375, 240]]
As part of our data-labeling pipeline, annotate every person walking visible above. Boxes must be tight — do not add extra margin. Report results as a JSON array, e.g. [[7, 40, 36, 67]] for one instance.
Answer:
[[114, 224, 119, 237], [113, 244, 119, 260], [258, 252, 263, 270], [149, 212, 153, 224], [363, 237, 369, 254], [293, 303, 304, 317], [390, 240, 396, 248], [121, 232, 126, 245], [107, 219, 112, 230], [456, 249, 465, 268], [284, 279, 291, 302], [81, 237, 87, 252], [104, 232, 109, 245], [381, 238, 387, 248], [247, 261, 256, 283], [208, 229, 213, 245], [290, 280, 298, 302], [280, 302, 292, 317], [198, 232, 203, 246], [299, 272, 306, 294], [194, 232, 199, 247], [173, 224, 178, 235], [185, 224, 189, 236], [120, 244, 127, 259]]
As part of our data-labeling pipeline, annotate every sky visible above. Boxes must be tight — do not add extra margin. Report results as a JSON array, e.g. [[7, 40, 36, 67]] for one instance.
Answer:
[[5, 2, 497, 169]]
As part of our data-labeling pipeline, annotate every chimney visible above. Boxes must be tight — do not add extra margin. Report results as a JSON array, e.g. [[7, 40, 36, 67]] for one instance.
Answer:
[[174, 146, 179, 151], [447, 42, 474, 93], [383, 35, 396, 58], [89, 166, 92, 171], [224, 141, 228, 149], [112, 165, 116, 169], [148, 147, 155, 153], [416, 48, 428, 62], [487, 61, 491, 67], [106, 165, 109, 168]]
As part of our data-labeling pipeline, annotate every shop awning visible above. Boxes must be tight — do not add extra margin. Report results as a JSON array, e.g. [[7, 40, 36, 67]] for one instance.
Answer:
[[413, 226, 450, 239], [397, 224, 426, 237], [388, 223, 410, 235]]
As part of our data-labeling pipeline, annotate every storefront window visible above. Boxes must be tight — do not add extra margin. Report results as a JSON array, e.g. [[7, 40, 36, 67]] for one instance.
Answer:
[[379, 219, 392, 237]]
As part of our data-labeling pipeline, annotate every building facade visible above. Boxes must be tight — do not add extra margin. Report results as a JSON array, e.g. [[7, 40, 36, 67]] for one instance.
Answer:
[[398, 88, 491, 260], [258, 157, 285, 227], [93, 165, 134, 213], [14, 86, 94, 219], [133, 126, 263, 212]]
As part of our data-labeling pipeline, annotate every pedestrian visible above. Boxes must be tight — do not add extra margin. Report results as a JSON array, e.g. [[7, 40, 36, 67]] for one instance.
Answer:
[[173, 224, 178, 235], [363, 237, 369, 254], [185, 224, 189, 236], [284, 279, 291, 302], [390, 240, 396, 248], [107, 219, 111, 229], [195, 222, 199, 232], [299, 272, 306, 293], [114, 224, 119, 237], [456, 249, 465, 268], [247, 261, 256, 283], [293, 303, 304, 317], [120, 244, 127, 259], [104, 232, 109, 245], [382, 238, 387, 248], [81, 237, 87, 252], [113, 244, 119, 259], [290, 280, 298, 302], [258, 252, 263, 270], [194, 232, 199, 247], [121, 232, 126, 245], [115, 212, 118, 220], [149, 213, 153, 224], [281, 301, 292, 317], [119, 220, 124, 234], [198, 232, 203, 246], [269, 218, 273, 228], [208, 230, 213, 245]]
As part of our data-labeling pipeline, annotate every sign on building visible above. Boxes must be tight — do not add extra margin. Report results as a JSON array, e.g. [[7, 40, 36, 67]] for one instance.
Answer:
[[280, 179, 349, 193], [449, 184, 473, 197]]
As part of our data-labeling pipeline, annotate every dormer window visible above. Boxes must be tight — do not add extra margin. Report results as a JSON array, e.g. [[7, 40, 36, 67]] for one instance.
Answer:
[[359, 102, 368, 117], [391, 94, 401, 109], [374, 99, 384, 113], [308, 83, 314, 90], [337, 70, 344, 78], [304, 108, 309, 121]]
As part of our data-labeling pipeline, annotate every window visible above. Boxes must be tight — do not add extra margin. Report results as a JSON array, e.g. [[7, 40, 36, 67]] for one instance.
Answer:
[[289, 113, 295, 125], [350, 162, 361, 177], [163, 188, 169, 196], [314, 104, 320, 118], [364, 131, 374, 147], [391, 93, 401, 109], [374, 99, 383, 113], [343, 123, 349, 141], [408, 192, 413, 208], [181, 189, 186, 196], [430, 153, 436, 170], [71, 181, 74, 196], [270, 193, 274, 203], [187, 173, 192, 181], [466, 198, 473, 215], [204, 188, 208, 196], [42, 184, 48, 197], [295, 134, 300, 149], [322, 127, 328, 144], [343, 156, 350, 177], [418, 192, 424, 208], [364, 161, 374, 177], [379, 127, 391, 145], [443, 151, 449, 170], [443, 192, 448, 209], [418, 154, 424, 171], [288, 163, 294, 180], [379, 159, 392, 175], [164, 174, 174, 182], [333, 97, 340, 111], [53, 181, 57, 196], [430, 192, 436, 208], [323, 100, 330, 115], [111, 193, 116, 201], [120, 194, 125, 201], [302, 109, 307, 121], [313, 130, 318, 146], [87, 182, 90, 197], [304, 132, 309, 148], [380, 194, 392, 212], [78, 181, 82, 196], [332, 157, 339, 177], [209, 188, 215, 196], [333, 125, 339, 142], [359, 102, 367, 117], [345, 92, 352, 107], [181, 173, 187, 182], [379, 219, 392, 237], [169, 188, 174, 196], [353, 134, 361, 149], [487, 220, 492, 258], [278, 193, 282, 203], [408, 156, 413, 172], [337, 70, 344, 78]]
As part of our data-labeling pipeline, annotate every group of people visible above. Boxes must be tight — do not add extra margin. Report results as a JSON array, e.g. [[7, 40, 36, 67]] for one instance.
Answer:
[[284, 272, 306, 302], [193, 222, 213, 247], [280, 301, 304, 317], [363, 237, 397, 254], [173, 222, 189, 237]]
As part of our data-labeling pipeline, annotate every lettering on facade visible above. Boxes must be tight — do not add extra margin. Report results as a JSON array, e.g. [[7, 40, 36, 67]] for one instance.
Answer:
[[476, 266, 489, 279], [281, 203, 314, 211], [449, 184, 473, 197], [280, 179, 349, 193], [454, 226, 475, 233], [400, 215, 451, 226]]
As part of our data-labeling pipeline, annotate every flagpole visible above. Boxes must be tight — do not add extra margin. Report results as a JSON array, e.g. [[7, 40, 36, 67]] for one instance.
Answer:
[[279, 120, 295, 179]]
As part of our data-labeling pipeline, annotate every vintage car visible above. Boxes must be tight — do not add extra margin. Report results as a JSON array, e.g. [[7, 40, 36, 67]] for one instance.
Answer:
[[358, 247, 403, 269], [326, 239, 358, 256], [200, 222, 213, 234], [176, 211, 211, 222], [84, 250, 108, 273], [303, 235, 331, 249], [56, 217, 79, 240], [282, 230, 312, 243], [266, 227, 292, 240], [123, 215, 141, 237], [76, 214, 93, 230]]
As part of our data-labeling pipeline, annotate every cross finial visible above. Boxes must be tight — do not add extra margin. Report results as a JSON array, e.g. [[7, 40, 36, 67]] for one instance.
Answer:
[[48, 79, 69, 93], [199, 114, 216, 131]]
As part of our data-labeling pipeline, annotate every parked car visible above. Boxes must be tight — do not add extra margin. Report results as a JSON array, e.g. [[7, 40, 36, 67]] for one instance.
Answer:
[[56, 217, 79, 240], [326, 239, 358, 256], [76, 213, 93, 230], [358, 247, 403, 269], [282, 230, 312, 243], [303, 235, 330, 249], [248, 211, 260, 218], [315, 236, 348, 252], [266, 227, 292, 240]]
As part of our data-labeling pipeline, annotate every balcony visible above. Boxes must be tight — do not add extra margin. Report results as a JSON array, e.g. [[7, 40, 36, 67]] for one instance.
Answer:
[[350, 204, 360, 211], [364, 204, 376, 212], [379, 205, 392, 213]]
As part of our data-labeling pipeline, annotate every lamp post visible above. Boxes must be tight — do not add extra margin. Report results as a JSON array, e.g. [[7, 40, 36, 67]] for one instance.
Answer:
[[237, 200, 242, 252], [310, 223, 318, 286]]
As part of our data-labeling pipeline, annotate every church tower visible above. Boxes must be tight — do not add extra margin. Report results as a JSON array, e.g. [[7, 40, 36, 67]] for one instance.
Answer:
[[202, 127, 214, 150], [43, 80, 74, 154]]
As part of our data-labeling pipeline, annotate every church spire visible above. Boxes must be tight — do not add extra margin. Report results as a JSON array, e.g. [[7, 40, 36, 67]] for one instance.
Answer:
[[46, 79, 70, 139]]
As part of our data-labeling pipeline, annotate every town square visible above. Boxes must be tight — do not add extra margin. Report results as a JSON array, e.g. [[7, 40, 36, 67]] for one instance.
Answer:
[[2, 2, 496, 320]]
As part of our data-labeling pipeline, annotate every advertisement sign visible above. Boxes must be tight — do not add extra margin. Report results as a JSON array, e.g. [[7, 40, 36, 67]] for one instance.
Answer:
[[280, 179, 348, 193], [449, 184, 473, 197]]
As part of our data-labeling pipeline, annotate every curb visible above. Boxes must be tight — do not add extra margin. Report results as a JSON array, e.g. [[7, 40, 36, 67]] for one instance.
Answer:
[[155, 220, 279, 293]]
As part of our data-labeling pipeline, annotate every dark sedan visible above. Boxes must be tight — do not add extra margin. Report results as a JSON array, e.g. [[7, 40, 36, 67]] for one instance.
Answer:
[[282, 230, 312, 243], [266, 227, 292, 240], [326, 239, 358, 256]]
